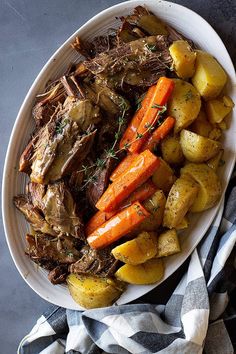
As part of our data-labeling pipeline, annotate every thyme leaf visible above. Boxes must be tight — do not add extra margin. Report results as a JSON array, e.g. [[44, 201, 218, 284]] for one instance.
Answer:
[[146, 44, 157, 52]]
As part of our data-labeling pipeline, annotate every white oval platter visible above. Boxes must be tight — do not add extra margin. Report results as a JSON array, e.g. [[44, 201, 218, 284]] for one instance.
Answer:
[[2, 0, 236, 309]]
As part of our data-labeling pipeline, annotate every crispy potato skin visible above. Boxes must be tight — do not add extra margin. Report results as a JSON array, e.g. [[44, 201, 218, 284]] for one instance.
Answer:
[[192, 50, 227, 100], [163, 175, 199, 229], [67, 274, 124, 309], [169, 40, 196, 79], [181, 163, 222, 212], [112, 231, 158, 265], [167, 79, 201, 133], [161, 136, 184, 165], [180, 129, 221, 163], [156, 229, 181, 257], [115, 258, 164, 285]]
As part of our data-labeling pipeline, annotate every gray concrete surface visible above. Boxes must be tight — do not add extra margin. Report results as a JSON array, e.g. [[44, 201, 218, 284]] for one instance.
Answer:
[[0, 1, 235, 353]]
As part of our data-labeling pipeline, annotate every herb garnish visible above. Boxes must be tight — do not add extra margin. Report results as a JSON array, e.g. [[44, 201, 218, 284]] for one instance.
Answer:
[[55, 119, 69, 134], [78, 99, 167, 190], [146, 44, 157, 52]]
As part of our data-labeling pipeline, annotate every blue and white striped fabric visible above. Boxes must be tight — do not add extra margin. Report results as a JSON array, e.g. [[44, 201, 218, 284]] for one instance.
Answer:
[[18, 169, 236, 354]]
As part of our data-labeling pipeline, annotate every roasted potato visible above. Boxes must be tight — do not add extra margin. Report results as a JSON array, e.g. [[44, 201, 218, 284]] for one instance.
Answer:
[[161, 136, 184, 165], [218, 120, 227, 130], [207, 149, 224, 171], [181, 163, 222, 212], [180, 129, 221, 162], [167, 79, 201, 133], [206, 95, 234, 124], [175, 216, 189, 230], [192, 50, 227, 100], [156, 229, 181, 257], [67, 274, 125, 309], [169, 40, 196, 79], [208, 127, 222, 141], [115, 258, 164, 285], [112, 231, 158, 265], [139, 190, 166, 231], [152, 158, 176, 193], [189, 108, 213, 137], [163, 175, 199, 229]]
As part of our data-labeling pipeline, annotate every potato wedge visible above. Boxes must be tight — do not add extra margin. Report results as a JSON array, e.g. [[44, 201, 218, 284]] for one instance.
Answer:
[[181, 163, 221, 212], [115, 258, 164, 285], [192, 50, 227, 100], [218, 121, 227, 130], [152, 158, 176, 193], [180, 129, 221, 162], [175, 216, 189, 230], [163, 175, 199, 228], [139, 190, 166, 231], [207, 149, 224, 171], [156, 229, 181, 257], [112, 231, 158, 265], [206, 96, 234, 124], [208, 127, 222, 141], [167, 79, 201, 133], [189, 108, 213, 137], [161, 136, 184, 165], [169, 40, 196, 79], [222, 95, 235, 108], [67, 274, 125, 309]]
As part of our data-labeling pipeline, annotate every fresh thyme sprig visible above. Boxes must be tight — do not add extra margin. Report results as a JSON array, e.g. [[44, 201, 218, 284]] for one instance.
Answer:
[[78, 100, 167, 190], [78, 98, 129, 190], [55, 118, 69, 134]]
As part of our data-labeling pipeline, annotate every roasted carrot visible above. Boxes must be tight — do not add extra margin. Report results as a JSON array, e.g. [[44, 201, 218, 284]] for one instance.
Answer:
[[142, 116, 176, 151], [125, 180, 157, 205], [129, 77, 174, 153], [85, 210, 110, 236], [96, 150, 160, 212], [119, 86, 156, 150], [87, 202, 150, 249], [110, 153, 138, 181], [86, 180, 157, 235]]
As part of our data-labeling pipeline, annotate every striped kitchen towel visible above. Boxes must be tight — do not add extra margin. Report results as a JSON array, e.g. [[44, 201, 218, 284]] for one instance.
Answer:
[[18, 169, 236, 354]]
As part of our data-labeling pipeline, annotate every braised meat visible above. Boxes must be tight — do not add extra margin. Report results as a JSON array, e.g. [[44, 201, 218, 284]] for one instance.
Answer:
[[19, 107, 97, 184], [69, 245, 119, 277], [87, 155, 118, 208], [48, 265, 69, 284], [32, 82, 66, 128], [41, 181, 84, 238], [119, 5, 168, 38], [84, 35, 172, 90], [26, 233, 81, 264], [15, 181, 84, 239], [14, 195, 56, 236]]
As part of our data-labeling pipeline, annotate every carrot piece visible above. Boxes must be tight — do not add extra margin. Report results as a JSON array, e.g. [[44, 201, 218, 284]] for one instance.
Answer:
[[86, 180, 157, 235], [142, 116, 176, 151], [87, 202, 150, 249], [119, 86, 156, 150], [96, 150, 160, 212], [125, 180, 157, 205], [110, 153, 138, 181], [129, 77, 175, 154], [85, 210, 110, 236]]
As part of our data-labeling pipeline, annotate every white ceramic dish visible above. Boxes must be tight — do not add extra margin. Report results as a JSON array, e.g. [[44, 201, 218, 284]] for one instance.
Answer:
[[2, 0, 236, 310]]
